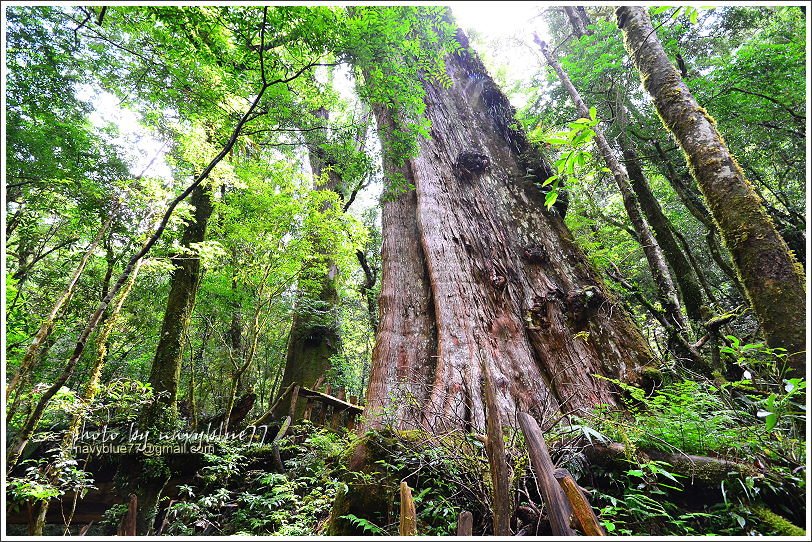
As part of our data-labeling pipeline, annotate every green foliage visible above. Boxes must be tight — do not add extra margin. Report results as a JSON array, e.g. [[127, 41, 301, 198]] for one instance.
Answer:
[[343, 6, 459, 170], [161, 424, 354, 535], [532, 108, 600, 210], [339, 514, 385, 535], [5, 6, 806, 538]]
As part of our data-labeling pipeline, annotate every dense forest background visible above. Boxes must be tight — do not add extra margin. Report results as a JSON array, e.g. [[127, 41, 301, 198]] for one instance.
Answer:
[[3, 4, 808, 537]]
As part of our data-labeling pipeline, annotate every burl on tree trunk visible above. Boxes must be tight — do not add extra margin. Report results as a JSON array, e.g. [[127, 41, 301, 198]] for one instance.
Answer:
[[362, 28, 655, 434]]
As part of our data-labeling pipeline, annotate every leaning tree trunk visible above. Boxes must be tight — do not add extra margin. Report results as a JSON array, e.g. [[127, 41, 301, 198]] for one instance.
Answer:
[[536, 37, 694, 350], [561, 7, 706, 325], [616, 6, 807, 373], [622, 146, 705, 324], [6, 207, 117, 402], [361, 28, 655, 434]]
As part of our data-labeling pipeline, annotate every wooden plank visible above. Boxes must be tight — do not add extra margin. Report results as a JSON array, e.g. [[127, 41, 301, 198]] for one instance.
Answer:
[[482, 362, 511, 535], [554, 468, 605, 536], [399, 482, 417, 536], [297, 387, 364, 413], [457, 510, 473, 535], [517, 412, 575, 536]]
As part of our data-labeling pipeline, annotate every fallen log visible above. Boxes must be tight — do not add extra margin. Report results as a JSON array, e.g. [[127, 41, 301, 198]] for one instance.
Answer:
[[583, 442, 760, 485]]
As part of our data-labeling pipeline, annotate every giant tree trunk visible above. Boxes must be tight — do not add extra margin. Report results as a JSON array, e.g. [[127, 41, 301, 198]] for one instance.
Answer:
[[616, 6, 807, 373], [361, 29, 654, 434], [362, 107, 438, 431]]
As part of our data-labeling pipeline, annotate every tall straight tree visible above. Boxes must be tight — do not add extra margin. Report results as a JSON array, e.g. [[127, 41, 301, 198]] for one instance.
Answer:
[[356, 14, 655, 433], [616, 6, 806, 374], [275, 109, 343, 417], [535, 37, 707, 372], [144, 184, 213, 421]]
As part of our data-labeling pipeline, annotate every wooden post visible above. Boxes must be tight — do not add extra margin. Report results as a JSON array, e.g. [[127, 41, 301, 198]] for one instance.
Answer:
[[347, 395, 359, 430], [331, 388, 346, 428], [318, 384, 331, 426], [288, 384, 300, 420], [481, 362, 511, 535], [399, 481, 417, 535], [554, 468, 605, 536], [457, 510, 473, 535], [517, 412, 575, 536], [118, 494, 137, 536]]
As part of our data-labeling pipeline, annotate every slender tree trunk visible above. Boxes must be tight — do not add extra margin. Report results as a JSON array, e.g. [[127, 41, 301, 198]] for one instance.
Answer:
[[26, 261, 142, 535], [652, 141, 747, 297], [6, 207, 117, 402], [563, 6, 590, 38], [622, 146, 705, 322], [5, 81, 273, 474], [536, 38, 695, 352], [361, 28, 654, 434], [562, 8, 706, 325], [145, 183, 213, 422], [617, 6, 807, 372]]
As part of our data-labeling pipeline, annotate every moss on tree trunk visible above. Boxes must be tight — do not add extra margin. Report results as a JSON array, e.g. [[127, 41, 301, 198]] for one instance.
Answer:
[[275, 112, 343, 418], [623, 147, 705, 323], [146, 183, 213, 420], [617, 6, 806, 373]]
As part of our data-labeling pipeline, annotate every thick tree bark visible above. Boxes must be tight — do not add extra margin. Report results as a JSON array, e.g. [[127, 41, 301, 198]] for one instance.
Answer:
[[362, 105, 438, 431], [146, 183, 213, 420], [617, 6, 807, 373], [362, 29, 654, 434]]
